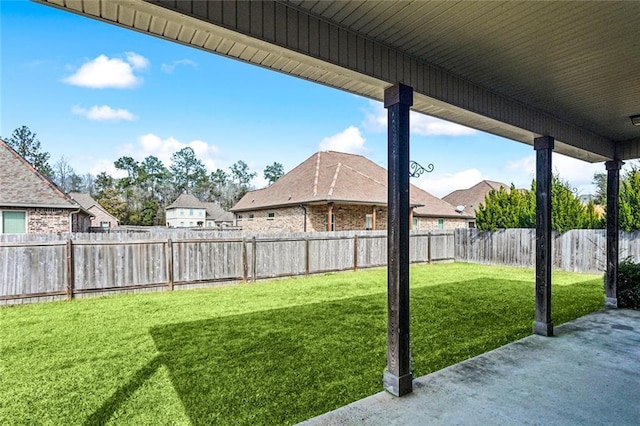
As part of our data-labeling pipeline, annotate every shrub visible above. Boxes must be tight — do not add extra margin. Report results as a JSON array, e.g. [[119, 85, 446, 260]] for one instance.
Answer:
[[615, 258, 640, 309]]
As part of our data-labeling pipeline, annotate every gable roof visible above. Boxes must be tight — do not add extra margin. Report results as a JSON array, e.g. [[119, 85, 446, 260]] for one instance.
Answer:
[[69, 192, 118, 224], [0, 138, 84, 211], [167, 193, 204, 209], [443, 180, 510, 215], [232, 151, 473, 219], [203, 202, 234, 222]]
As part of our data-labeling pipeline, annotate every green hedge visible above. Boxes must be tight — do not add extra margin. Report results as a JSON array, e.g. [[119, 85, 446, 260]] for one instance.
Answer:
[[616, 258, 640, 309]]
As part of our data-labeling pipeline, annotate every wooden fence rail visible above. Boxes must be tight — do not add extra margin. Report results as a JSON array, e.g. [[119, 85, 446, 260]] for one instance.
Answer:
[[0, 230, 454, 305]]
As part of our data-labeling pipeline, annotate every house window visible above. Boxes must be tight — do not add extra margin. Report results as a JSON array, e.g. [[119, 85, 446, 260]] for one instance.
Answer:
[[237, 214, 243, 221], [469, 221, 476, 229], [180, 208, 184, 216], [412, 217, 419, 230], [365, 214, 373, 230], [324, 213, 336, 231], [189, 208, 193, 216], [100, 221, 109, 228], [248, 214, 254, 220], [2, 211, 26, 234], [438, 218, 444, 229], [267, 212, 275, 220]]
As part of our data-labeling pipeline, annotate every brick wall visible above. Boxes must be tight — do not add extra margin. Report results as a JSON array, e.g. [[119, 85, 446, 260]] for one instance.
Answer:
[[236, 206, 308, 233], [27, 208, 70, 234], [89, 206, 118, 228], [308, 204, 387, 231], [414, 216, 468, 231]]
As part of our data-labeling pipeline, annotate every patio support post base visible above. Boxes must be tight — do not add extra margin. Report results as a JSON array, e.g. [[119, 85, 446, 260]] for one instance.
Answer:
[[534, 321, 554, 337], [605, 297, 618, 309], [384, 83, 413, 397], [383, 370, 413, 397], [534, 136, 554, 337]]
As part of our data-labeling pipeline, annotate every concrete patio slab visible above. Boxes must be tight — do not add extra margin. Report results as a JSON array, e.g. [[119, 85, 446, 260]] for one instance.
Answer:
[[301, 309, 640, 425]]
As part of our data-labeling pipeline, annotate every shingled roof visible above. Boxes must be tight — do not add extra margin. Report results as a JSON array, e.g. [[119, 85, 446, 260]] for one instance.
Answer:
[[232, 151, 472, 219], [69, 192, 118, 223], [0, 138, 83, 210], [443, 180, 509, 215], [166, 193, 203, 209]]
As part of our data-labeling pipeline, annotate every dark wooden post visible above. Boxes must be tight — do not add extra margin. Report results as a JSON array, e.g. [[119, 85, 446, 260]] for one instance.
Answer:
[[167, 238, 174, 290], [353, 234, 359, 271], [66, 239, 74, 300], [383, 83, 413, 396], [242, 238, 248, 282], [327, 203, 334, 231], [305, 237, 310, 275], [605, 160, 623, 308], [252, 236, 257, 282], [534, 136, 554, 337]]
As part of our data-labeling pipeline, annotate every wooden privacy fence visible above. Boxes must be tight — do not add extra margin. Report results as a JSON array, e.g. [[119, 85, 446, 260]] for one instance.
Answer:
[[455, 228, 640, 273], [0, 230, 454, 304]]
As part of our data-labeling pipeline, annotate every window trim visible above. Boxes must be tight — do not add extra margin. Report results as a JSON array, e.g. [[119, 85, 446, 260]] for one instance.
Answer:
[[1, 210, 27, 234]]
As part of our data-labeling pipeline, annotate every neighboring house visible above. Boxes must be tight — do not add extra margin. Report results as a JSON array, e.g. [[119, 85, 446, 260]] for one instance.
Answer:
[[203, 202, 235, 228], [0, 139, 91, 234], [443, 180, 509, 227], [166, 193, 233, 228], [231, 151, 473, 233], [69, 192, 120, 229]]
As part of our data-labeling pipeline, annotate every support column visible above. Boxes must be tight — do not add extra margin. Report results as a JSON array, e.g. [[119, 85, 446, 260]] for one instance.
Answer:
[[383, 83, 413, 396], [534, 136, 554, 336], [605, 160, 623, 308], [372, 206, 377, 231], [327, 203, 333, 231], [409, 208, 414, 230]]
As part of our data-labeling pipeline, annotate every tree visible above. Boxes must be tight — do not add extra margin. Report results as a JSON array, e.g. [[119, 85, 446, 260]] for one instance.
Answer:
[[52, 156, 75, 192], [7, 125, 52, 177], [592, 172, 607, 205], [476, 175, 603, 232], [618, 167, 640, 231], [170, 147, 207, 193], [95, 172, 115, 199], [264, 162, 284, 185], [228, 160, 256, 204]]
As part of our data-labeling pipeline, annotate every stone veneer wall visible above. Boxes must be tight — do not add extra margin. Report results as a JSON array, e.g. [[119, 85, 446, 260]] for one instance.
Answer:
[[27, 208, 71, 234]]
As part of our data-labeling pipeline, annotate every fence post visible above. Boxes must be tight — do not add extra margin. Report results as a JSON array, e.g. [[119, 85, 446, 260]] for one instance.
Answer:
[[353, 234, 359, 271], [427, 232, 432, 263], [167, 238, 174, 290], [242, 238, 248, 282], [66, 238, 74, 300], [252, 236, 257, 282], [305, 237, 310, 275]]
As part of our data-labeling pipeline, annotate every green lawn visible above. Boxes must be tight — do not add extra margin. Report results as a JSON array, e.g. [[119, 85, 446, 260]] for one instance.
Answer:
[[0, 263, 603, 425]]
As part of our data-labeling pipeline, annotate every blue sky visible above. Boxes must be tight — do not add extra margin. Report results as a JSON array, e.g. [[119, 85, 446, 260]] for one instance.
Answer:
[[1, 0, 605, 197]]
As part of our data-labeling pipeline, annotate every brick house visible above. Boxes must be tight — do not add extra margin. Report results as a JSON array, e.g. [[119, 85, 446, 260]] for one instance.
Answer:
[[231, 151, 473, 233], [69, 192, 120, 229], [166, 193, 233, 228], [443, 180, 509, 227], [0, 139, 91, 234]]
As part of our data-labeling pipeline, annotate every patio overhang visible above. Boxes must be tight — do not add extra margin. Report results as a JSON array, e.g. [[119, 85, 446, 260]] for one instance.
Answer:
[[35, 0, 640, 163]]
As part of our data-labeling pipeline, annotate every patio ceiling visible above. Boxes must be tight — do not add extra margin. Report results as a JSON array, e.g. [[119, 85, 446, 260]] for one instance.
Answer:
[[35, 0, 640, 162]]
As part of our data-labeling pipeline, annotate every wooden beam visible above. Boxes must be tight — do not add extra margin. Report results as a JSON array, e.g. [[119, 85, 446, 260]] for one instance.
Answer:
[[534, 136, 554, 337], [605, 160, 624, 308], [383, 83, 413, 396]]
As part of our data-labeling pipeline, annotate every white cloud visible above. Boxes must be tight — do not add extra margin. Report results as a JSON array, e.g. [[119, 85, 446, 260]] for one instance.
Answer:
[[125, 52, 150, 70], [89, 158, 127, 179], [414, 168, 486, 198], [319, 126, 367, 155], [131, 133, 221, 171], [161, 59, 198, 74], [71, 105, 137, 121], [63, 52, 149, 89], [362, 101, 477, 136], [504, 153, 606, 195]]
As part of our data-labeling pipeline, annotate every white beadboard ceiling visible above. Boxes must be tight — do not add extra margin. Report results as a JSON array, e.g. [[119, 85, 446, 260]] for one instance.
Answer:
[[34, 0, 640, 162]]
